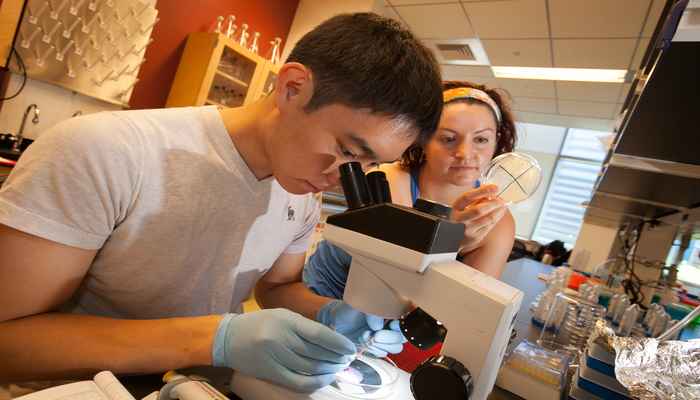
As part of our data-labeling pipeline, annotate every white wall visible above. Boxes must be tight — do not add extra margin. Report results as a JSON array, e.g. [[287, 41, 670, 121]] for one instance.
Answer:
[[572, 221, 619, 273], [280, 0, 388, 64], [0, 74, 121, 141]]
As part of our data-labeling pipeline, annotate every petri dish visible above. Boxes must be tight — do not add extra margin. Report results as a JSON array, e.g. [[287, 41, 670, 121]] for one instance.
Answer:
[[322, 345, 400, 399], [478, 152, 542, 205]]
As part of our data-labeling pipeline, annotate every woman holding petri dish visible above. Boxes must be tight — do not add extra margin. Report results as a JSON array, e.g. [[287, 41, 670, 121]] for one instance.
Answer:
[[304, 81, 520, 303]]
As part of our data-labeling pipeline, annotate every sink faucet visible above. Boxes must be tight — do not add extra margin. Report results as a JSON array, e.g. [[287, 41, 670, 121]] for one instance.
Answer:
[[16, 104, 40, 151]]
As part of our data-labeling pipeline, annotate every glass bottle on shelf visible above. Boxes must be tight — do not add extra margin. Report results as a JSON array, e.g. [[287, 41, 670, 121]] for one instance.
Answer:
[[225, 15, 236, 38], [210, 15, 224, 33], [264, 37, 282, 64], [236, 24, 249, 48], [248, 32, 260, 54]]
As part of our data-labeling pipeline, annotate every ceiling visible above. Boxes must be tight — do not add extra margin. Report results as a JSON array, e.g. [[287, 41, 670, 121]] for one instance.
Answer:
[[379, 0, 668, 132]]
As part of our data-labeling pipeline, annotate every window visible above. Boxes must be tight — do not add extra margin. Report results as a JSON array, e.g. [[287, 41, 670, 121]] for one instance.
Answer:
[[666, 236, 700, 287], [529, 128, 609, 248]]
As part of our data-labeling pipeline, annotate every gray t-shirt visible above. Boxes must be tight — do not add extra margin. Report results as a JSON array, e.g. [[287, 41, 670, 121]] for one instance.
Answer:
[[0, 106, 319, 319]]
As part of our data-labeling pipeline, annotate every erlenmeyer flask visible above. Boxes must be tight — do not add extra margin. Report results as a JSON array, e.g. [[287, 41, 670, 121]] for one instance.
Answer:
[[264, 37, 282, 64], [248, 32, 260, 54], [210, 15, 224, 33], [225, 15, 236, 39], [236, 23, 249, 47]]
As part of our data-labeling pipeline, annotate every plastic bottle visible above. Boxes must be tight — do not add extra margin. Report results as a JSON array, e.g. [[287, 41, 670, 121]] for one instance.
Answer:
[[606, 294, 621, 319], [533, 289, 554, 327], [613, 296, 631, 326], [617, 304, 640, 336]]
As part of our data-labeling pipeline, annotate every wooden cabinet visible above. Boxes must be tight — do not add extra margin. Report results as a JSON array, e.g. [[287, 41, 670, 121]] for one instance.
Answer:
[[166, 32, 279, 109], [0, 0, 25, 68]]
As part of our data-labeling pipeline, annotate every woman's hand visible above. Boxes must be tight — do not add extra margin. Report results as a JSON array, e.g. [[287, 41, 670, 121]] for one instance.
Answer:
[[449, 184, 507, 254]]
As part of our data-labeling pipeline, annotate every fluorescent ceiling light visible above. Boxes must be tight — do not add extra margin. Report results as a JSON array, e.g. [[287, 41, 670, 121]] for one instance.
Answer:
[[492, 66, 627, 83]]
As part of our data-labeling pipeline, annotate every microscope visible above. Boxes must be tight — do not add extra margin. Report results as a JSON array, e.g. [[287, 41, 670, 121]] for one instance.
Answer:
[[231, 162, 523, 400]]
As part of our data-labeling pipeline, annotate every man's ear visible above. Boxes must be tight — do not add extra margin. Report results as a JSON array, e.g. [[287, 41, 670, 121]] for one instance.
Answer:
[[274, 62, 312, 112]]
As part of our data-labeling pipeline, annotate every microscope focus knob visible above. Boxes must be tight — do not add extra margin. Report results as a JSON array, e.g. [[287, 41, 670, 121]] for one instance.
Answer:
[[413, 198, 452, 219], [410, 355, 474, 400]]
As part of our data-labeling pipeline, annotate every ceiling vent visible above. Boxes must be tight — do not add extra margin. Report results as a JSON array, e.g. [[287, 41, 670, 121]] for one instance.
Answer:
[[422, 38, 490, 66], [437, 44, 476, 61]]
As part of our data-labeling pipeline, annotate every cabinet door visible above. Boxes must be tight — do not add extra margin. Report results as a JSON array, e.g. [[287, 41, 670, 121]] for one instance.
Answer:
[[250, 62, 280, 102], [166, 32, 267, 109]]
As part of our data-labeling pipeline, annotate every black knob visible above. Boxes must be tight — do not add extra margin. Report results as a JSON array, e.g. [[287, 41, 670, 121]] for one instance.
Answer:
[[339, 162, 371, 210], [413, 198, 452, 219], [410, 355, 474, 400], [400, 307, 447, 350]]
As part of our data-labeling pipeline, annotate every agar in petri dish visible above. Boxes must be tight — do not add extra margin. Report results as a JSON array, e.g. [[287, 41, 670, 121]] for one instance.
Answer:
[[324, 347, 399, 399], [478, 152, 542, 205]]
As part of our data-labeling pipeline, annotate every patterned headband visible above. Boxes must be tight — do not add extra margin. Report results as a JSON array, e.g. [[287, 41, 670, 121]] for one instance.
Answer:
[[443, 87, 502, 125]]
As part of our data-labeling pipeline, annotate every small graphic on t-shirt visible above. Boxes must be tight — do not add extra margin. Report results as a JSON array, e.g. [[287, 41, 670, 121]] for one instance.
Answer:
[[287, 206, 295, 221]]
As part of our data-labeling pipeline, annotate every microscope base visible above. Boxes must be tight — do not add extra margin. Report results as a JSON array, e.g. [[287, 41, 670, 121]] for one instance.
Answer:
[[229, 369, 413, 400]]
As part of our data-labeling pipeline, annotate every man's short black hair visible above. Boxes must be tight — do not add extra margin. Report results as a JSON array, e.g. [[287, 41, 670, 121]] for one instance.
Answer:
[[286, 12, 443, 146]]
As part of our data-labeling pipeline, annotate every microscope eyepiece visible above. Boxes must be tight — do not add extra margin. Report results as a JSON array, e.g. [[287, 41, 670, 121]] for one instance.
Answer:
[[367, 171, 392, 205], [339, 162, 372, 210]]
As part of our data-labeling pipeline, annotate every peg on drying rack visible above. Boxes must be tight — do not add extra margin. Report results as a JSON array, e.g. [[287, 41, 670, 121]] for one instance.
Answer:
[[92, 32, 108, 50], [119, 6, 135, 23], [132, 3, 149, 20], [43, 21, 62, 43], [88, 0, 102, 11], [120, 43, 136, 60], [36, 45, 55, 67], [63, 17, 82, 38], [29, 2, 49, 24], [121, 78, 139, 96], [56, 39, 74, 61], [70, 0, 87, 15], [21, 26, 42, 48], [100, 9, 116, 28], [75, 35, 92, 55], [96, 70, 114, 86], [68, 57, 87, 77], [109, 27, 126, 44], [127, 58, 145, 75], [103, 48, 120, 65], [50, 0, 70, 19], [82, 13, 100, 33], [141, 18, 159, 35], [134, 38, 152, 55], [86, 53, 104, 71], [112, 64, 129, 80], [126, 23, 142, 40]]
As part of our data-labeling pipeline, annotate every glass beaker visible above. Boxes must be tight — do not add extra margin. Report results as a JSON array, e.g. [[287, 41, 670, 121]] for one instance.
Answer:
[[537, 293, 606, 365]]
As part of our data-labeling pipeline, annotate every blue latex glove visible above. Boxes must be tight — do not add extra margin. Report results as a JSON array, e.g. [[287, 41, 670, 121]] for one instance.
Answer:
[[212, 309, 356, 390], [317, 299, 407, 358]]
